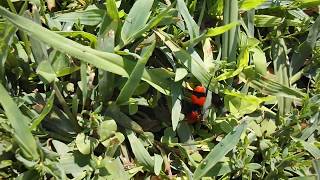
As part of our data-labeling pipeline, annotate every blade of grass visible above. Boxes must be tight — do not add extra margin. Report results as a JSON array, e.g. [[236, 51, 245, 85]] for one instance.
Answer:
[[0, 19, 17, 84], [222, 0, 230, 60], [177, 0, 200, 39], [228, 0, 238, 62], [312, 159, 320, 179], [28, 7, 48, 64], [56, 31, 97, 46], [206, 22, 239, 37], [54, 6, 105, 26], [272, 35, 291, 118], [126, 129, 154, 171], [194, 119, 248, 179], [299, 112, 319, 141], [121, 0, 154, 45], [0, 84, 39, 160], [116, 2, 175, 50], [30, 90, 55, 131], [116, 36, 155, 105], [240, 0, 266, 11], [197, 0, 206, 27], [97, 0, 119, 102], [0, 7, 172, 95], [291, 15, 320, 75], [254, 15, 302, 27], [171, 82, 182, 131]]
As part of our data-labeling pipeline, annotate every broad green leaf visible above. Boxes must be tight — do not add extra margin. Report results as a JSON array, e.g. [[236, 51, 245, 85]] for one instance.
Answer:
[[251, 47, 267, 75], [100, 157, 129, 180], [206, 22, 239, 37], [224, 90, 275, 117], [249, 121, 263, 137], [126, 130, 154, 171], [36, 60, 57, 84], [97, 119, 117, 141], [260, 119, 277, 137], [194, 120, 247, 179], [50, 50, 79, 77], [240, 0, 266, 11], [116, 36, 155, 105], [177, 0, 200, 39], [171, 83, 182, 131], [102, 132, 125, 156], [0, 7, 172, 95], [177, 121, 196, 150], [254, 15, 302, 27], [30, 91, 55, 131], [0, 84, 39, 160], [59, 151, 91, 177], [121, 0, 154, 44], [52, 140, 70, 156], [54, 6, 104, 26], [75, 133, 99, 155], [175, 68, 188, 82]]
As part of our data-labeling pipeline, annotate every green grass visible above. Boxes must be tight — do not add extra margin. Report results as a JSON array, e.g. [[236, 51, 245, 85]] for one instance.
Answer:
[[0, 0, 320, 179]]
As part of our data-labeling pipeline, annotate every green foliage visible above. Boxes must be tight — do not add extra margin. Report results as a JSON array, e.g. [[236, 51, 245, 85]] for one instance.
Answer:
[[0, 0, 319, 179]]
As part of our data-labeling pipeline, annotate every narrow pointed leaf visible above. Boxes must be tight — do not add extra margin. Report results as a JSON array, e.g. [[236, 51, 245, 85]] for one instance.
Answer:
[[194, 120, 247, 179], [121, 0, 154, 44], [0, 84, 39, 160]]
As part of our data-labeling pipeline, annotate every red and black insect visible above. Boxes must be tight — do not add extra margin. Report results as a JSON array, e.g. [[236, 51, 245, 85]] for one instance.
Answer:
[[185, 83, 223, 124], [186, 85, 207, 124]]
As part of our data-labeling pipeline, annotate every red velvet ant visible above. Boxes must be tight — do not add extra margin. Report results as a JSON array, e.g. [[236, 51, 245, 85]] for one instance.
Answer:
[[184, 79, 223, 124], [186, 85, 207, 124]]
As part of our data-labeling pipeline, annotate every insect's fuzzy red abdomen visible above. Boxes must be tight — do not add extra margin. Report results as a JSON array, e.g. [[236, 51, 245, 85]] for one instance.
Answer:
[[187, 110, 201, 124], [191, 95, 206, 107], [190, 86, 206, 107], [186, 85, 207, 124]]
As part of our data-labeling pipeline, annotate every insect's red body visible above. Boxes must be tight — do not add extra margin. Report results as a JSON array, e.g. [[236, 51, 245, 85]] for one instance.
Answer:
[[190, 86, 206, 106], [187, 85, 207, 124]]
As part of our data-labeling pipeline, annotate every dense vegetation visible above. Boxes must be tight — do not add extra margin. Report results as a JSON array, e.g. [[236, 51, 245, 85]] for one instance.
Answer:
[[0, 0, 320, 179]]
